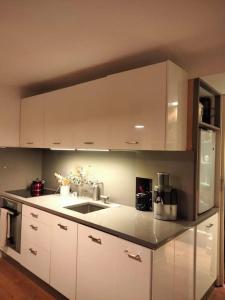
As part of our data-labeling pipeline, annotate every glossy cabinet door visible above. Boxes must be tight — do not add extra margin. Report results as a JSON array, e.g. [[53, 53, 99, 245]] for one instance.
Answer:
[[20, 96, 45, 148], [20, 205, 52, 283], [0, 87, 20, 147], [115, 238, 151, 300], [44, 88, 77, 148], [77, 225, 151, 300], [72, 78, 110, 149], [166, 61, 188, 150], [195, 213, 218, 300], [106, 62, 167, 150], [76, 225, 117, 300], [174, 229, 195, 300], [50, 216, 77, 300], [152, 240, 174, 300]]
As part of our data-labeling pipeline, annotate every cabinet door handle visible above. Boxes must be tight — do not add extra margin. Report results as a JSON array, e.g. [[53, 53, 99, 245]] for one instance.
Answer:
[[29, 248, 37, 256], [88, 235, 102, 244], [125, 250, 142, 262], [83, 141, 94, 145], [57, 223, 68, 230], [26, 142, 34, 145], [30, 224, 38, 231], [125, 141, 139, 145], [206, 223, 214, 228], [52, 142, 61, 145], [30, 212, 38, 219]]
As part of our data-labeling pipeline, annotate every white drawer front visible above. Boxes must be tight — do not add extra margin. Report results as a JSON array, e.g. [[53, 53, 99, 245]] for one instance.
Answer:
[[22, 204, 52, 226], [22, 215, 51, 251], [21, 239, 50, 283]]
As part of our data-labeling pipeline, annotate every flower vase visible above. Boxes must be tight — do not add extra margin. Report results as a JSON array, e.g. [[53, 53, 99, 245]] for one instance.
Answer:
[[60, 185, 70, 197]]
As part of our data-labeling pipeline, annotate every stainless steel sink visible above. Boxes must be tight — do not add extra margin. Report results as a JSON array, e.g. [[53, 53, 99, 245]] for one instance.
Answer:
[[64, 203, 108, 214]]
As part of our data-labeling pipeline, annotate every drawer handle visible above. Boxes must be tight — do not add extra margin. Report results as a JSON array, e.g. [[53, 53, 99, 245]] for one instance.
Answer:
[[84, 141, 94, 145], [52, 142, 61, 145], [30, 224, 38, 231], [206, 223, 214, 228], [29, 248, 37, 256], [88, 235, 102, 244], [57, 223, 68, 230], [30, 212, 38, 219], [125, 141, 139, 145], [26, 142, 34, 145], [125, 250, 142, 262]]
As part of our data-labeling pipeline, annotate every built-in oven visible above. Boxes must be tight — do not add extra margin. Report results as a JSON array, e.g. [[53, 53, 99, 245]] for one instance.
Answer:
[[0, 197, 22, 253]]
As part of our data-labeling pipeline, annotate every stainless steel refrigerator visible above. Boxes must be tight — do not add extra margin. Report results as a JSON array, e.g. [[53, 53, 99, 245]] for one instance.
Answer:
[[198, 129, 216, 214]]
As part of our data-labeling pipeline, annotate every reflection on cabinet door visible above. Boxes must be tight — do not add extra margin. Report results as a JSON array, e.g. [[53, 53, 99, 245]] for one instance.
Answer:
[[174, 229, 195, 300], [76, 225, 117, 300], [196, 213, 218, 300], [106, 63, 167, 150], [152, 241, 174, 300]]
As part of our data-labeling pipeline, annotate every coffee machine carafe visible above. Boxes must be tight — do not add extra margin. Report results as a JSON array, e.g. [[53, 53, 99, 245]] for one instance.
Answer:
[[153, 172, 177, 221]]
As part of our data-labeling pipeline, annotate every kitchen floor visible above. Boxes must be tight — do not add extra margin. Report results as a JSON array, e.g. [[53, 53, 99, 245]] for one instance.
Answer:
[[0, 257, 66, 300], [208, 287, 225, 300], [0, 256, 223, 300]]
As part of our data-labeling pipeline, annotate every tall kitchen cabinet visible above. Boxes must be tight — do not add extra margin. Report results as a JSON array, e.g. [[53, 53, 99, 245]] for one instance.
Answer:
[[20, 60, 188, 151]]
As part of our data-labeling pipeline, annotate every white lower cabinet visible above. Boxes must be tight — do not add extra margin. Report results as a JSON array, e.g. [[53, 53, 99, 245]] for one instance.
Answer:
[[152, 240, 174, 300], [152, 228, 195, 300], [76, 225, 151, 300], [195, 213, 218, 300], [50, 216, 77, 300], [19, 204, 218, 300], [174, 228, 195, 300], [115, 238, 151, 300], [21, 207, 52, 283], [21, 239, 50, 283]]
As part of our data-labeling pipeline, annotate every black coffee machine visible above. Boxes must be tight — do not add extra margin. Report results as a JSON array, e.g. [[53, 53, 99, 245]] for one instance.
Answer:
[[136, 177, 152, 211]]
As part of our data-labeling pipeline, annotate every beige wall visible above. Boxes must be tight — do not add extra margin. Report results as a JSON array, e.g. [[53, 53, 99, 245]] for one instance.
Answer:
[[42, 150, 194, 219], [0, 148, 42, 191]]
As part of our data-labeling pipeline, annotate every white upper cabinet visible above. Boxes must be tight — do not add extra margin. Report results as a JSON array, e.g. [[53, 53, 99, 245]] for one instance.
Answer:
[[106, 62, 167, 150], [106, 60, 187, 150], [71, 78, 110, 149], [20, 60, 187, 150], [44, 88, 77, 149], [0, 87, 20, 147], [20, 96, 44, 148]]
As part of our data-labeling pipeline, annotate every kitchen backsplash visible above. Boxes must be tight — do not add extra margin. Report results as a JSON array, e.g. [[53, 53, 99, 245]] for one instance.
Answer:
[[42, 149, 195, 219], [0, 148, 42, 191], [0, 148, 194, 219]]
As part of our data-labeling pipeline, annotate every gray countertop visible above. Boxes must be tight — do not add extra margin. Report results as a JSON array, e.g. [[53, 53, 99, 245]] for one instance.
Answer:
[[0, 191, 218, 250]]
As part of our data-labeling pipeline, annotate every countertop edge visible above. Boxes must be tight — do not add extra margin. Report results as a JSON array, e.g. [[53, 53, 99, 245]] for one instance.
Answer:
[[0, 191, 219, 250]]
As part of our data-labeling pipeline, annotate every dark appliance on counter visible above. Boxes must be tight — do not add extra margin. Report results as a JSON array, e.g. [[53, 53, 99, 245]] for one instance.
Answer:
[[0, 197, 22, 253], [30, 178, 45, 196], [153, 172, 178, 221], [136, 177, 152, 211]]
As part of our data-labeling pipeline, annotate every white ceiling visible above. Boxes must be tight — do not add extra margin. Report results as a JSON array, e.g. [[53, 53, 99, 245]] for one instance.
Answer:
[[202, 72, 225, 94], [0, 0, 225, 94]]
